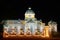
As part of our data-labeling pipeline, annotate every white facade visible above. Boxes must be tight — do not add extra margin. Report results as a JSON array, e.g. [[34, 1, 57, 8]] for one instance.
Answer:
[[3, 7, 57, 37]]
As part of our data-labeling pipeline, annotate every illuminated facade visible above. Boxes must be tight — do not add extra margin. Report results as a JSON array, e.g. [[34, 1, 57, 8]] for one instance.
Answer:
[[3, 7, 57, 38]]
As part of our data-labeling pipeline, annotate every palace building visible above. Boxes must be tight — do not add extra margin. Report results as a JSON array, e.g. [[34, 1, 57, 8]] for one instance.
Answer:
[[3, 7, 57, 38]]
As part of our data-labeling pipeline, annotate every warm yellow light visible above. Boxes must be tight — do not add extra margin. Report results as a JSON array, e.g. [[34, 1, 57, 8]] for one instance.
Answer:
[[44, 26, 50, 37], [25, 14, 35, 18], [25, 15, 29, 18], [32, 15, 34, 18], [5, 35, 9, 37]]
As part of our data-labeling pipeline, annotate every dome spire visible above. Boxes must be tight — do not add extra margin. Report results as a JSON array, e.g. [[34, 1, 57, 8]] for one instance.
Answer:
[[25, 7, 35, 14]]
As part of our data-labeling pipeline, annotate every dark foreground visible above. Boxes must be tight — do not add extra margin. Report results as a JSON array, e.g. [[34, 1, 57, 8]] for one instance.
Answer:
[[1, 36, 60, 40]]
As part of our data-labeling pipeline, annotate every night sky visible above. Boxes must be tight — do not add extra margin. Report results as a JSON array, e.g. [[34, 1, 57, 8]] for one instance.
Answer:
[[0, 0, 60, 32]]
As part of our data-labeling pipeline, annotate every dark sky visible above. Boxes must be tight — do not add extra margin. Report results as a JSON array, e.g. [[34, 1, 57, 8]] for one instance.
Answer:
[[0, 0, 60, 32]]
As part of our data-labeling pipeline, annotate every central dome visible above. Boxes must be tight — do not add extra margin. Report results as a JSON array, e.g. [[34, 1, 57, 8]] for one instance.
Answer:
[[25, 7, 35, 14], [25, 7, 35, 19]]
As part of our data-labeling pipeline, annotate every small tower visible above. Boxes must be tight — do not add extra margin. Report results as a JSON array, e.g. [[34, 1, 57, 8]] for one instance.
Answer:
[[52, 22, 57, 32]]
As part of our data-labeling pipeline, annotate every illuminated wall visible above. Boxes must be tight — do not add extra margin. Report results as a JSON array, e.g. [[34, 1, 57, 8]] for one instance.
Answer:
[[3, 7, 57, 38]]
